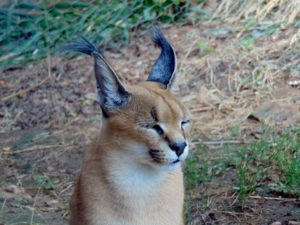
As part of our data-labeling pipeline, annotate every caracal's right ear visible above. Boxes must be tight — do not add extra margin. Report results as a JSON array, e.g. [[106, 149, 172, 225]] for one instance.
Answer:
[[147, 26, 177, 89], [61, 35, 131, 118]]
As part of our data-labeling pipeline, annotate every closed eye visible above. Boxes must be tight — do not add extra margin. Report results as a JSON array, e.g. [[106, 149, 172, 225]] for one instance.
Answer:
[[140, 123, 164, 135], [181, 119, 191, 127], [152, 124, 164, 135]]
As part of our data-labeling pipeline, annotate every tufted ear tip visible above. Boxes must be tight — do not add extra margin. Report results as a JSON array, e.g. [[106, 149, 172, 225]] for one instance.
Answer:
[[151, 26, 165, 46], [147, 26, 177, 88], [62, 35, 130, 118]]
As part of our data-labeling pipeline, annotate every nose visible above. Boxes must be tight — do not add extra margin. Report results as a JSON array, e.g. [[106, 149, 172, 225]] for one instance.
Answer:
[[169, 141, 187, 156]]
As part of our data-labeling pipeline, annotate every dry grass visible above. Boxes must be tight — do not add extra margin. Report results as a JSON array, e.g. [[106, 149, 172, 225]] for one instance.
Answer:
[[180, 29, 300, 129], [212, 0, 300, 25], [177, 20, 300, 140]]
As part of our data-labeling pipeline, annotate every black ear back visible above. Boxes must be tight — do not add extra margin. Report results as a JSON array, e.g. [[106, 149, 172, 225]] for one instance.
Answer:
[[62, 35, 130, 117], [147, 27, 177, 88]]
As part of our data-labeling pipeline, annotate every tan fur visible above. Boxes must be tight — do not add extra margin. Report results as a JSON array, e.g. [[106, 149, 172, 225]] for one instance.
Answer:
[[70, 81, 191, 225]]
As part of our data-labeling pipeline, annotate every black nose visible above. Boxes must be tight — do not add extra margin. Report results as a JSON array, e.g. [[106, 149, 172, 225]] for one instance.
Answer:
[[169, 141, 187, 156]]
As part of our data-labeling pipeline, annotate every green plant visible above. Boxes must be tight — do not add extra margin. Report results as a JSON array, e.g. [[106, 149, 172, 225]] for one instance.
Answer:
[[239, 35, 255, 49], [230, 124, 241, 137], [34, 173, 54, 189], [184, 144, 220, 191], [0, 0, 191, 69], [197, 40, 213, 55]]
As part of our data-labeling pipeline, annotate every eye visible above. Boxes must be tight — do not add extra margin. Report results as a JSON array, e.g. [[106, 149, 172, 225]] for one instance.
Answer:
[[181, 119, 191, 127], [152, 124, 164, 135]]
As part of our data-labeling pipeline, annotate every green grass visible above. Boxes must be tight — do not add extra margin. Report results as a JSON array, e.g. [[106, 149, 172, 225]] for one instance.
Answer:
[[234, 127, 300, 198], [184, 143, 227, 192], [184, 126, 300, 198], [184, 126, 300, 224], [0, 0, 192, 69]]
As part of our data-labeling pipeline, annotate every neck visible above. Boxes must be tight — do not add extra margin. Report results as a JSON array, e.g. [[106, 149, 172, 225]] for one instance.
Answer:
[[96, 122, 181, 197], [104, 144, 168, 197]]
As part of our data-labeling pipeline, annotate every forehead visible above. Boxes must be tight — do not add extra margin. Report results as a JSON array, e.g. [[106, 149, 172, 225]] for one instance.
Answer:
[[155, 95, 183, 123], [128, 82, 185, 122]]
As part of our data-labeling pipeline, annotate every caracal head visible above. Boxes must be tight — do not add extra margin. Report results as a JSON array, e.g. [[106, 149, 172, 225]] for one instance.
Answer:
[[63, 27, 191, 169], [106, 81, 191, 169]]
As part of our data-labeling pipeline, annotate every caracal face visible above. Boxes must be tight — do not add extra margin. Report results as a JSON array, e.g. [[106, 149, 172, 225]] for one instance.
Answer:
[[105, 81, 191, 170]]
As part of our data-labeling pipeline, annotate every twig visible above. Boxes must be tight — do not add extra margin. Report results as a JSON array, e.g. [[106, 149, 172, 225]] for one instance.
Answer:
[[190, 107, 214, 112], [59, 183, 73, 195], [206, 59, 226, 98], [220, 210, 254, 217], [192, 140, 250, 145], [249, 195, 298, 202], [3, 144, 71, 154], [1, 77, 49, 102], [30, 186, 42, 225], [1, 198, 7, 213], [179, 38, 200, 70]]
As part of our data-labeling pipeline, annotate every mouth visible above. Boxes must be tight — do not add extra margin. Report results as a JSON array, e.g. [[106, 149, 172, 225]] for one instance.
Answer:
[[172, 159, 180, 164], [149, 149, 180, 165]]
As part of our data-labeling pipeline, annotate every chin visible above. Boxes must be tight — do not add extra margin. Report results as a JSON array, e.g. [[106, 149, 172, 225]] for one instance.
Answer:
[[160, 160, 182, 171]]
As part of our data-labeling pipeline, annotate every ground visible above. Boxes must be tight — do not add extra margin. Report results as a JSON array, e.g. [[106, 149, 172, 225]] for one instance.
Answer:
[[0, 22, 300, 225]]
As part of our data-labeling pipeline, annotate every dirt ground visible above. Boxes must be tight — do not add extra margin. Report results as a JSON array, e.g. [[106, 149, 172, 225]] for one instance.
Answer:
[[1, 23, 300, 225]]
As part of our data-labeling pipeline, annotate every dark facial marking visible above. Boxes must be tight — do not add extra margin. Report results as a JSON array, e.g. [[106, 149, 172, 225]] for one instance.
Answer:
[[150, 107, 159, 122], [152, 124, 164, 135], [149, 149, 165, 163]]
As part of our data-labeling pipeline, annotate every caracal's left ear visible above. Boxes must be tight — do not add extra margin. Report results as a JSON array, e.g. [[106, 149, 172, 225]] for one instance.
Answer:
[[146, 26, 177, 89], [61, 35, 131, 118]]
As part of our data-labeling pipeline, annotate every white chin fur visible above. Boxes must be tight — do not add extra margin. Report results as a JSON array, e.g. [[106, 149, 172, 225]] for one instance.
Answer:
[[179, 145, 189, 161], [162, 162, 181, 171], [159, 144, 189, 170]]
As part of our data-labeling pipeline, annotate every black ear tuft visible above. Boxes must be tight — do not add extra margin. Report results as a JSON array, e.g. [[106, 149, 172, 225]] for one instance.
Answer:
[[62, 35, 130, 117], [61, 34, 100, 55], [147, 26, 177, 88]]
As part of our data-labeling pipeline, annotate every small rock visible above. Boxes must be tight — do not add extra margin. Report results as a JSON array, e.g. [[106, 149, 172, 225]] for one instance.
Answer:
[[47, 166, 54, 172], [271, 222, 281, 225], [45, 199, 59, 207], [4, 184, 22, 194], [289, 222, 300, 225], [248, 102, 300, 126]]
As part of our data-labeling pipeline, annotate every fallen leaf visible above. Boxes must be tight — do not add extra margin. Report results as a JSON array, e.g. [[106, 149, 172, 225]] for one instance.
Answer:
[[197, 86, 221, 106], [3, 146, 11, 152], [1, 184, 32, 200], [4, 184, 24, 194]]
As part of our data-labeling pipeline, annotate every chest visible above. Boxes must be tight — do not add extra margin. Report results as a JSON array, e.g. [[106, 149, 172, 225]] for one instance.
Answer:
[[91, 188, 184, 225]]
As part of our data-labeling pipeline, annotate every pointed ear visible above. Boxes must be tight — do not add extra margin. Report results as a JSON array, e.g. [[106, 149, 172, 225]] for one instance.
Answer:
[[61, 35, 130, 117], [147, 27, 177, 89]]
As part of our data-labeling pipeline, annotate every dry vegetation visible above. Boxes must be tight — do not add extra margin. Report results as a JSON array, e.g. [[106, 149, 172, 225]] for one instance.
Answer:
[[1, 1, 300, 224]]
